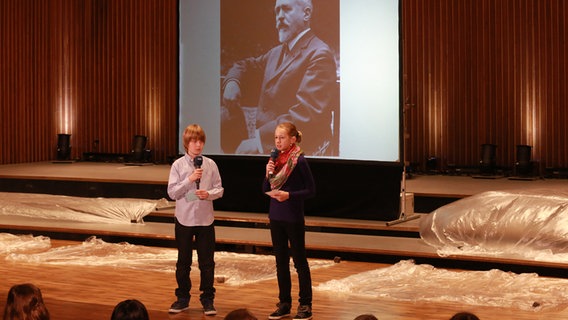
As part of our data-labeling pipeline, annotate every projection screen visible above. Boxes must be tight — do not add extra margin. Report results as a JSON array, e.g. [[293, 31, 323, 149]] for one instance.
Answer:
[[179, 0, 400, 162]]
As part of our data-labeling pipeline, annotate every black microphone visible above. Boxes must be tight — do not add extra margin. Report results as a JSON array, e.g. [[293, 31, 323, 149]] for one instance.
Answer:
[[194, 156, 203, 189], [269, 148, 279, 178]]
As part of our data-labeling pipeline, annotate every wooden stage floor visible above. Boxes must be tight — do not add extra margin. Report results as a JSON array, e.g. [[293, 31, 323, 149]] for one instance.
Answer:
[[2, 161, 567, 197], [3, 239, 568, 320], [1, 161, 568, 273]]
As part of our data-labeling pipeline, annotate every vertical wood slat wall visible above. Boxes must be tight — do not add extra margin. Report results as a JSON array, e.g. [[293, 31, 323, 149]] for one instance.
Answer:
[[1, 0, 567, 170], [403, 0, 567, 171], [0, 0, 177, 164]]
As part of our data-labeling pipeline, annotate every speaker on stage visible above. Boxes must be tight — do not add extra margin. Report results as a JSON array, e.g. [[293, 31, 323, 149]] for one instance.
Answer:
[[130, 135, 148, 162], [426, 156, 438, 174], [479, 143, 497, 174], [515, 144, 532, 176], [56, 133, 71, 161]]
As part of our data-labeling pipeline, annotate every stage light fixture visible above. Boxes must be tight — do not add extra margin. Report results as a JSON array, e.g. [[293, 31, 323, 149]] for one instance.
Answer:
[[515, 144, 532, 176], [426, 156, 438, 173], [131, 135, 148, 162], [479, 143, 497, 175], [56, 133, 71, 161]]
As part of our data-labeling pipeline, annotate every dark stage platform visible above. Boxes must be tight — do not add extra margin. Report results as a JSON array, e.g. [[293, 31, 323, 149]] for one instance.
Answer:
[[0, 161, 565, 212], [1, 161, 567, 276]]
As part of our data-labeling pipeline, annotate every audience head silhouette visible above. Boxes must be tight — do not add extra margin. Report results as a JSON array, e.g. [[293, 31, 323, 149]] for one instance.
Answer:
[[110, 299, 149, 320], [353, 314, 378, 320], [224, 308, 258, 320], [450, 312, 480, 320], [3, 283, 50, 320]]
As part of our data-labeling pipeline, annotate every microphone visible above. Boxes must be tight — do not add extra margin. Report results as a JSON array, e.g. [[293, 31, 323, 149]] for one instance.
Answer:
[[194, 156, 203, 189], [269, 148, 279, 178]]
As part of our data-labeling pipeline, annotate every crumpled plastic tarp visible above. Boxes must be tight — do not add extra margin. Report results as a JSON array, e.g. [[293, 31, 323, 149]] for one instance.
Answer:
[[316, 259, 568, 312], [3, 235, 335, 286], [419, 189, 568, 262], [0, 192, 169, 223], [0, 233, 51, 254]]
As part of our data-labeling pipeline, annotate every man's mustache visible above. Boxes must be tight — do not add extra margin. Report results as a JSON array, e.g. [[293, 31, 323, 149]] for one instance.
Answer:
[[277, 22, 289, 30]]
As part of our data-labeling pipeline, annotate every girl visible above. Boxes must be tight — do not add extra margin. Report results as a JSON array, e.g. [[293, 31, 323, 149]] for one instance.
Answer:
[[263, 122, 315, 320]]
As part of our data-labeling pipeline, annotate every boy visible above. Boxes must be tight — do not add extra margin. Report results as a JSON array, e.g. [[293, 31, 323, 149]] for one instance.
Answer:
[[167, 124, 224, 315]]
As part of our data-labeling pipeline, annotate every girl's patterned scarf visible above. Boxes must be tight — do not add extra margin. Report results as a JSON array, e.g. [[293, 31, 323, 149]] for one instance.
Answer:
[[269, 144, 303, 190]]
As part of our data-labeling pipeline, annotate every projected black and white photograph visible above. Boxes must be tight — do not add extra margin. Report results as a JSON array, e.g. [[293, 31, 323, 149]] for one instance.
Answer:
[[219, 0, 340, 157], [179, 0, 400, 161]]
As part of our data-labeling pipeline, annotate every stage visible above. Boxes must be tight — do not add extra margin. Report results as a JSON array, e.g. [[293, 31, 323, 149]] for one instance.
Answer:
[[1, 160, 564, 201], [1, 161, 568, 276]]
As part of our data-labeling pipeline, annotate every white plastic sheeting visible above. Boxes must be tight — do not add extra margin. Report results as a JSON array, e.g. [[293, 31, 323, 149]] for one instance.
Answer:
[[316, 260, 568, 312], [0, 192, 170, 223], [4, 233, 568, 310], [419, 189, 568, 262], [3, 235, 335, 286], [0, 233, 51, 254]]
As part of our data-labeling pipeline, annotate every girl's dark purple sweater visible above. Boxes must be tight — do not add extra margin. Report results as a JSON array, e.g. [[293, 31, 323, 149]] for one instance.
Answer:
[[262, 155, 316, 223]]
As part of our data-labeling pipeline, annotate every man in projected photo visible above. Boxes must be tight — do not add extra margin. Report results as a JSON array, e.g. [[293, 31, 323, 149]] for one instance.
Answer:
[[221, 0, 338, 157]]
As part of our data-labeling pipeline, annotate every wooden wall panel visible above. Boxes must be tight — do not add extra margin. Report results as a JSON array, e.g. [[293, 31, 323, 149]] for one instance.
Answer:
[[1, 0, 567, 171], [403, 0, 568, 172], [0, 0, 177, 164]]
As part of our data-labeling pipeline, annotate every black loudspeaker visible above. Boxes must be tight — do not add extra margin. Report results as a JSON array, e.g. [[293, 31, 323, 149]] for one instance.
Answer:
[[131, 135, 148, 162], [515, 144, 532, 176], [56, 134, 71, 160], [479, 143, 497, 174]]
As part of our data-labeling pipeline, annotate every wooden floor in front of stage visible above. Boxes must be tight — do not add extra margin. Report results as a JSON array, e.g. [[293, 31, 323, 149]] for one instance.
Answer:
[[0, 239, 567, 320], [2, 162, 568, 319]]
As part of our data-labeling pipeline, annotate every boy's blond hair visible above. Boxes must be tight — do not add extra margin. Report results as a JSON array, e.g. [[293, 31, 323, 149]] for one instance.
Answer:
[[182, 124, 206, 152]]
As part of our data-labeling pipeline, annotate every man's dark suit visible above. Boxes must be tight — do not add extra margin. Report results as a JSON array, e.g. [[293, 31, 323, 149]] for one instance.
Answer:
[[222, 30, 338, 156]]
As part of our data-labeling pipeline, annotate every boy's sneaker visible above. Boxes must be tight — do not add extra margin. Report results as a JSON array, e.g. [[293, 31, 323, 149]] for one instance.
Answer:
[[268, 302, 291, 319], [203, 303, 217, 316], [293, 305, 312, 320], [168, 299, 189, 313]]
